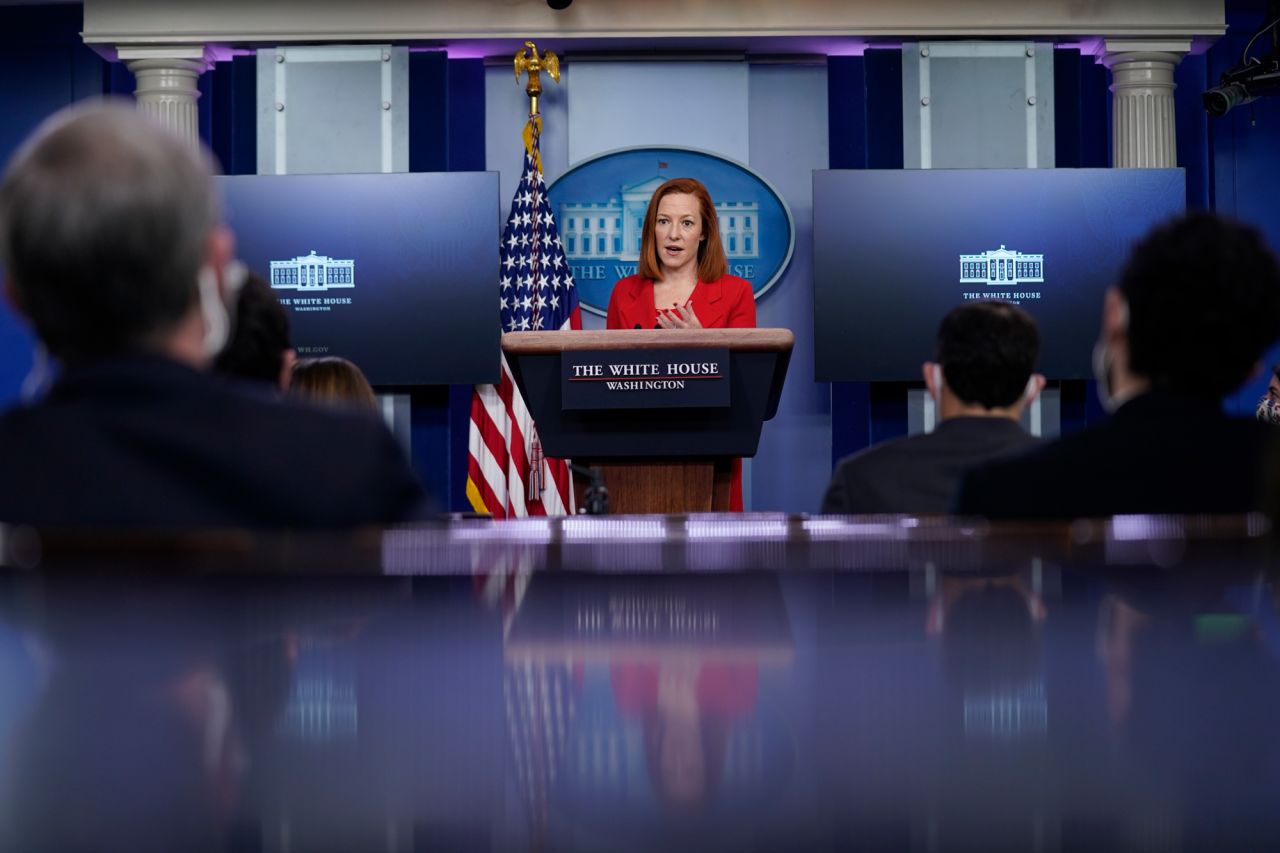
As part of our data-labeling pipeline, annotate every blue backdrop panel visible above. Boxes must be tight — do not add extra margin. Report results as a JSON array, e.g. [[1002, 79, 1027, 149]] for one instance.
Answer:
[[827, 57, 867, 170], [864, 50, 904, 171], [747, 63, 832, 511], [208, 54, 256, 176], [446, 58, 486, 173], [218, 173, 500, 386], [409, 51, 449, 172], [828, 51, 906, 467], [814, 168, 1186, 382], [1053, 49, 1110, 170]]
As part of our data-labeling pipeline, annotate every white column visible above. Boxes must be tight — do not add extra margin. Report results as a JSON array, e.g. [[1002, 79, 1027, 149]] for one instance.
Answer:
[[1099, 39, 1190, 168], [117, 45, 216, 146]]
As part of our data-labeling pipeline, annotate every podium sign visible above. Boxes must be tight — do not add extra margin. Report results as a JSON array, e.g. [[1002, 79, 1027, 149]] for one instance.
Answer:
[[562, 347, 730, 410], [502, 329, 793, 512]]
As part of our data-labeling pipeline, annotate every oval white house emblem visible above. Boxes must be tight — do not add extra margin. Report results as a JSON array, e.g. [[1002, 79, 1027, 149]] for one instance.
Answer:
[[546, 147, 796, 317]]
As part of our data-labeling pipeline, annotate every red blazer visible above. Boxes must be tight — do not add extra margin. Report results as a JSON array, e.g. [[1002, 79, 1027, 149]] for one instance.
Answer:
[[605, 274, 757, 331], [605, 273, 756, 511]]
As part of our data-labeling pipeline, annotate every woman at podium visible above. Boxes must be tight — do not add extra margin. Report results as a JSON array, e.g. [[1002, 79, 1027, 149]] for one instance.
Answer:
[[605, 177, 756, 332], [606, 177, 756, 510]]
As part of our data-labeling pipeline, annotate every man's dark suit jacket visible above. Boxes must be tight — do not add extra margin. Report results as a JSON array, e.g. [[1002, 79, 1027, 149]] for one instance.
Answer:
[[0, 355, 428, 528], [955, 390, 1272, 520], [822, 417, 1041, 515]]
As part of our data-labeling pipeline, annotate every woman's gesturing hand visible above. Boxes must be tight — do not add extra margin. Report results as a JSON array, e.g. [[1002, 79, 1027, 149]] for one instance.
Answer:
[[656, 305, 703, 330]]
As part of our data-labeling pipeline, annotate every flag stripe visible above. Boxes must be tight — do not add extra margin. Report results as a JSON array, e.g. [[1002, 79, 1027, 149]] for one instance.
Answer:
[[468, 426, 510, 516], [475, 381, 515, 473], [469, 394, 510, 507]]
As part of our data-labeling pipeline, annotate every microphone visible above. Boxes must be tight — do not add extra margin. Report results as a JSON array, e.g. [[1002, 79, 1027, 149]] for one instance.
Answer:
[[567, 462, 609, 515]]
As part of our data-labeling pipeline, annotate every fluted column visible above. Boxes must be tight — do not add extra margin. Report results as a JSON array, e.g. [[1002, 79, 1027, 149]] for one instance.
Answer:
[[117, 45, 216, 146], [1099, 40, 1190, 168]]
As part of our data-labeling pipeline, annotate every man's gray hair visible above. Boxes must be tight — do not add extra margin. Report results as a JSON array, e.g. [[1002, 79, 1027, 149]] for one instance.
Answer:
[[0, 100, 221, 361]]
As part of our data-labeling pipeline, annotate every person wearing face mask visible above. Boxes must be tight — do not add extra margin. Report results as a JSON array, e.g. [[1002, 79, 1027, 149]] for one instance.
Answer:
[[0, 102, 428, 527], [1256, 365, 1280, 426], [605, 177, 757, 510], [822, 301, 1045, 514], [956, 211, 1280, 519]]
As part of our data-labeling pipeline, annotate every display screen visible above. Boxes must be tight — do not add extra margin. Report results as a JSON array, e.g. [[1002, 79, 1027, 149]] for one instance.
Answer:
[[813, 168, 1185, 381], [218, 172, 500, 386]]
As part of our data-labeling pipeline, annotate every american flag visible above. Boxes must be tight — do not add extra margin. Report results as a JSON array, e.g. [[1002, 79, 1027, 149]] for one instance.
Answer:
[[466, 122, 581, 518]]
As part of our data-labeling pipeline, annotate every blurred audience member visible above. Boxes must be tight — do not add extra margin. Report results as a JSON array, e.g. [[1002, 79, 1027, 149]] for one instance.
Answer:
[[958, 211, 1280, 518], [212, 271, 295, 393], [289, 356, 379, 416], [0, 102, 427, 527], [823, 300, 1044, 513], [1256, 364, 1280, 426]]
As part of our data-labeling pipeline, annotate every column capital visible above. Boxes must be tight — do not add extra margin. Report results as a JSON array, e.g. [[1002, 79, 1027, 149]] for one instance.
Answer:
[[118, 44, 216, 146], [1095, 39, 1189, 168], [1095, 39, 1192, 68], [116, 43, 217, 70]]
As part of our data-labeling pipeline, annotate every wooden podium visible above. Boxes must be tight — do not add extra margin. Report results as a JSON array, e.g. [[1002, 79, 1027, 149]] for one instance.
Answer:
[[502, 328, 793, 513]]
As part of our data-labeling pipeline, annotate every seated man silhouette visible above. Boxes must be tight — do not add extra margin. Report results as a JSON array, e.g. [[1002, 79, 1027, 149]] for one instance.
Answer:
[[822, 300, 1044, 514], [0, 102, 427, 527], [957, 211, 1280, 519]]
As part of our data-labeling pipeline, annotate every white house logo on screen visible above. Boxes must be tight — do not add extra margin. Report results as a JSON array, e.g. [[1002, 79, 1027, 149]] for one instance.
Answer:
[[546, 147, 794, 317], [959, 245, 1045, 304], [269, 250, 355, 312]]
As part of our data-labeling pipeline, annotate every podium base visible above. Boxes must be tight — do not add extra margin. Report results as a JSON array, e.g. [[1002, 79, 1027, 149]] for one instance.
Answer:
[[573, 459, 733, 514]]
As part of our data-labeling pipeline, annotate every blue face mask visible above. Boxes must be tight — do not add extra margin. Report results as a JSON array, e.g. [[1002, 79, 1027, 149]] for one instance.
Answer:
[[1257, 394, 1280, 426]]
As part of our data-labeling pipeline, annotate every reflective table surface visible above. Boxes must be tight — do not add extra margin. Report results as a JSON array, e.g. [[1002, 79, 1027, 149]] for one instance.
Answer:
[[0, 515, 1277, 852]]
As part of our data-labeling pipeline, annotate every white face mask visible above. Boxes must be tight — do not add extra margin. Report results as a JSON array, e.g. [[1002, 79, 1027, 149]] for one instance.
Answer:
[[20, 341, 54, 403], [196, 260, 247, 358], [1091, 339, 1120, 413], [1092, 297, 1131, 413]]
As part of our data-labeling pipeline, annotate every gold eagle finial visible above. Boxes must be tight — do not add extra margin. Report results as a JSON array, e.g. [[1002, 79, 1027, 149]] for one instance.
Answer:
[[514, 41, 560, 117]]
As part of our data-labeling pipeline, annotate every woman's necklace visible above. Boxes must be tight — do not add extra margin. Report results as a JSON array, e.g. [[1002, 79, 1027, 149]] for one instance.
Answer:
[[655, 279, 697, 309]]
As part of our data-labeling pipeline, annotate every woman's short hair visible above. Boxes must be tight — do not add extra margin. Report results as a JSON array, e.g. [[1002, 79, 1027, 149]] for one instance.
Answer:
[[289, 356, 379, 414], [636, 177, 728, 283]]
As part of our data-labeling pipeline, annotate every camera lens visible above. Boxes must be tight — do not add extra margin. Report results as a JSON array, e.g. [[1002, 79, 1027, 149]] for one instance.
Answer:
[[1203, 82, 1251, 116]]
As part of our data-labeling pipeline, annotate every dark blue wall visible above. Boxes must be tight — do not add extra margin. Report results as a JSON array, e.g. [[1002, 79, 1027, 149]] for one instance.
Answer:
[[827, 51, 911, 466], [0, 6, 114, 408], [1205, 7, 1280, 417], [405, 54, 488, 511]]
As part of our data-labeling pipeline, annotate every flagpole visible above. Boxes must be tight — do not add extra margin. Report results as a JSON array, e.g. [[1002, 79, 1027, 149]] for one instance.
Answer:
[[508, 40, 575, 511]]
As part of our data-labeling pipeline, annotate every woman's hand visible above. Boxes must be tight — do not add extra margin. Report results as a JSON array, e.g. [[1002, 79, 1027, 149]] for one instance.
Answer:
[[657, 304, 703, 330]]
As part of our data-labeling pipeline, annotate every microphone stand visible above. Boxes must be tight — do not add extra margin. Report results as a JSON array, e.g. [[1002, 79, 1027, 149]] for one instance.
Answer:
[[568, 462, 609, 515]]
